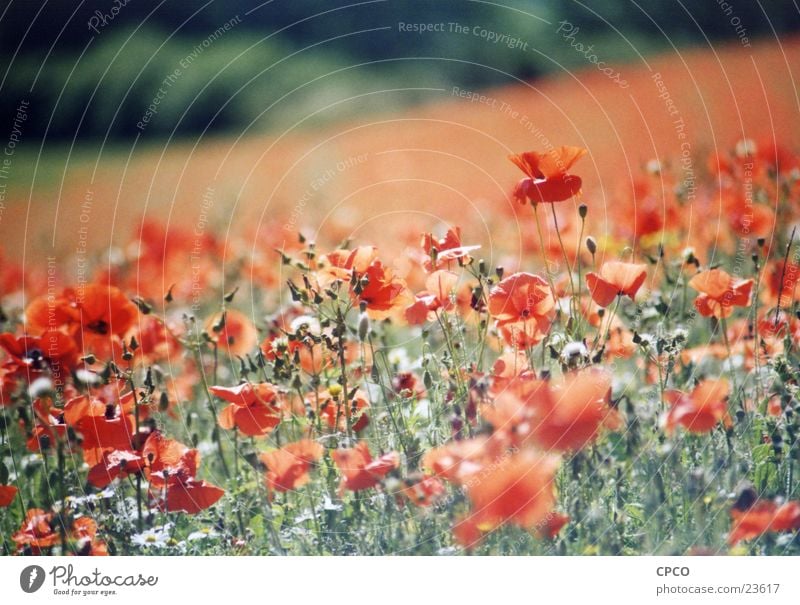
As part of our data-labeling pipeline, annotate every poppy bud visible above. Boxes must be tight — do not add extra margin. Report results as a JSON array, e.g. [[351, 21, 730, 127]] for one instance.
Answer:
[[732, 483, 757, 511], [495, 266, 504, 279], [451, 415, 463, 436], [358, 312, 370, 342], [578, 203, 588, 219], [586, 236, 597, 255], [131, 296, 152, 314], [212, 312, 226, 333], [478, 259, 487, 276], [159, 391, 170, 411], [224, 286, 239, 303]]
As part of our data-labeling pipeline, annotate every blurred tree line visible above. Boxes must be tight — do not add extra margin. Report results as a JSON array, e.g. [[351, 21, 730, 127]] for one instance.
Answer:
[[1, 0, 797, 140]]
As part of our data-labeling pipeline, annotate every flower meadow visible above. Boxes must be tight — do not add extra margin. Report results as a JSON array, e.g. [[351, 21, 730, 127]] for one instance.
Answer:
[[1, 141, 800, 557]]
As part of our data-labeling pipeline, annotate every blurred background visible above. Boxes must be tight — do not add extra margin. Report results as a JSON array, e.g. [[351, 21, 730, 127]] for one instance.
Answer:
[[1, 0, 799, 271], [2, 0, 799, 141]]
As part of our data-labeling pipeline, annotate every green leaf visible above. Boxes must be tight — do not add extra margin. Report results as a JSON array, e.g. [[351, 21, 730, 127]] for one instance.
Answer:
[[249, 514, 265, 539]]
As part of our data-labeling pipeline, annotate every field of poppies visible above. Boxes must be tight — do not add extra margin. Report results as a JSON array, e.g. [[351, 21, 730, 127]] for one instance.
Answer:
[[2, 14, 800, 556], [1, 124, 800, 556]]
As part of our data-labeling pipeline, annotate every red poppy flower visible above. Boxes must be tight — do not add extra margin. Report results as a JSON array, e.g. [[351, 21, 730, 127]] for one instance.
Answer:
[[71, 517, 109, 556], [163, 479, 225, 515], [142, 431, 185, 473], [77, 414, 136, 467], [489, 272, 555, 347], [25, 397, 68, 453], [0, 484, 18, 507], [63, 394, 108, 426], [509, 146, 587, 204], [404, 270, 460, 324], [729, 499, 800, 545], [689, 269, 753, 319], [259, 439, 324, 494], [130, 314, 181, 364], [728, 201, 774, 238], [210, 382, 283, 437], [537, 511, 570, 539], [585, 261, 647, 307], [87, 449, 144, 488], [25, 284, 138, 360], [464, 449, 559, 532], [485, 369, 619, 452], [206, 309, 258, 357], [422, 435, 504, 485], [352, 259, 412, 320], [489, 350, 534, 395], [762, 259, 800, 308], [308, 387, 370, 433], [0, 331, 79, 375], [12, 508, 60, 554], [420, 226, 480, 272], [142, 432, 224, 514], [332, 442, 399, 492], [664, 379, 730, 434], [395, 474, 445, 507]]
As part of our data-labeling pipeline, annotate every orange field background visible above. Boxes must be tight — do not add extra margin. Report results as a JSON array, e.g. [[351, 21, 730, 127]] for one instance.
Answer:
[[3, 36, 799, 275]]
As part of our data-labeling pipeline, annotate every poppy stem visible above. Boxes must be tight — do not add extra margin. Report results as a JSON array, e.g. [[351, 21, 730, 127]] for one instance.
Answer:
[[718, 316, 739, 403], [304, 481, 323, 554], [191, 343, 231, 479], [549, 203, 577, 300], [531, 204, 560, 304], [575, 211, 587, 336], [127, 368, 143, 531], [334, 305, 352, 443], [56, 438, 69, 553]]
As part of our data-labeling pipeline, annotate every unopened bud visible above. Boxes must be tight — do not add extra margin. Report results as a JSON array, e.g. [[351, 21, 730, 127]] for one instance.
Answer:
[[358, 312, 370, 342], [578, 203, 588, 219], [586, 236, 597, 255]]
